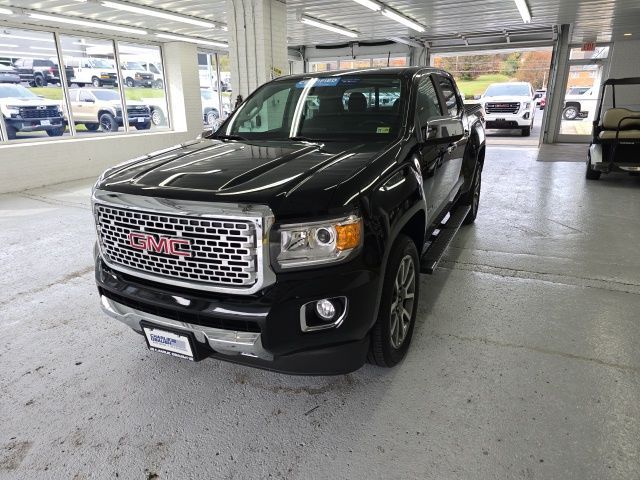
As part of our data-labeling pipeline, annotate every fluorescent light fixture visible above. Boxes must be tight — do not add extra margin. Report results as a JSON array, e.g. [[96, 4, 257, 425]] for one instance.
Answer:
[[30, 46, 85, 54], [28, 13, 148, 35], [513, 0, 531, 23], [0, 7, 13, 15], [101, 1, 218, 29], [387, 36, 424, 48], [0, 44, 18, 48], [352, 0, 382, 12], [381, 8, 425, 33], [300, 15, 358, 38], [0, 51, 56, 57], [623, 33, 633, 36], [155, 33, 228, 48], [72, 41, 105, 47], [1, 34, 54, 43]]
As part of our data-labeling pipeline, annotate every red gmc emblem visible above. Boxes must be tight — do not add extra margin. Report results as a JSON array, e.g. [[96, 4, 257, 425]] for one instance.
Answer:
[[128, 232, 192, 257]]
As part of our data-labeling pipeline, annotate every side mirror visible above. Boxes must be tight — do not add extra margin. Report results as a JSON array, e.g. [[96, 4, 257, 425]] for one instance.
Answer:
[[473, 94, 482, 100], [198, 128, 214, 139], [421, 119, 464, 144]]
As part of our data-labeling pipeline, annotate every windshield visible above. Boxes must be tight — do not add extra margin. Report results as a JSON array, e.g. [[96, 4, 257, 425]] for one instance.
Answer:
[[90, 59, 113, 69], [484, 84, 531, 97], [124, 62, 145, 70], [92, 89, 120, 101], [0, 85, 37, 99], [223, 75, 404, 141]]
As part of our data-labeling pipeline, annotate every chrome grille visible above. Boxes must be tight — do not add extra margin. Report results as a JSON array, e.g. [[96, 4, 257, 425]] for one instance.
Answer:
[[19, 106, 60, 119], [95, 204, 259, 289], [485, 102, 520, 114]]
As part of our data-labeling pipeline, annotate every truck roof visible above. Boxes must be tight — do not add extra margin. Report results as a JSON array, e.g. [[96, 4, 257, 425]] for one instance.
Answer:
[[275, 66, 451, 82]]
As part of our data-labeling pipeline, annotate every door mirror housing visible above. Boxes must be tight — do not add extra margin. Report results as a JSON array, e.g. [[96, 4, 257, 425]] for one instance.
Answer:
[[420, 119, 465, 144]]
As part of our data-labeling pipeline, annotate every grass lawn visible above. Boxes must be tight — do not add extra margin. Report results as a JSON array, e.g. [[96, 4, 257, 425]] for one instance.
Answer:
[[456, 74, 513, 99]]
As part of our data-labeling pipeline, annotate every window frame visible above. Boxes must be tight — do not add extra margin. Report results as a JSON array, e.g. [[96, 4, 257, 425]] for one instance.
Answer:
[[414, 73, 445, 129], [433, 74, 462, 118]]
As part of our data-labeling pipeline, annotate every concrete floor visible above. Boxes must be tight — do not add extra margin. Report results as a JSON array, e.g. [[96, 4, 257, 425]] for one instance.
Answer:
[[1, 145, 639, 479]]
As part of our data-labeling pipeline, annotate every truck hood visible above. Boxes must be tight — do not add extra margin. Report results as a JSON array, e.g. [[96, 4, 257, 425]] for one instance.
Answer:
[[96, 138, 397, 218], [483, 95, 531, 103], [2, 97, 60, 107]]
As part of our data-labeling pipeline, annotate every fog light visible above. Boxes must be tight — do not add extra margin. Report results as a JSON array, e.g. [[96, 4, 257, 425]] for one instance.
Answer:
[[523, 112, 530, 119], [315, 299, 336, 321]]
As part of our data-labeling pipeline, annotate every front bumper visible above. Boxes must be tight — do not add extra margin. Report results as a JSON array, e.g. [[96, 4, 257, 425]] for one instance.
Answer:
[[115, 115, 151, 126], [132, 79, 154, 87], [485, 111, 532, 128], [96, 256, 379, 375], [7, 117, 64, 132]]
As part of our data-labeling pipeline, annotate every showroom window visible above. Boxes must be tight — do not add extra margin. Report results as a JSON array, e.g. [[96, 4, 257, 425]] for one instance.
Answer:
[[308, 56, 408, 72], [117, 42, 169, 132], [197, 51, 232, 127], [0, 28, 68, 142], [0, 29, 172, 143]]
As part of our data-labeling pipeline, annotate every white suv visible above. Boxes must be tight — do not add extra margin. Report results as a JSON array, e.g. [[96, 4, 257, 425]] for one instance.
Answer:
[[481, 82, 535, 136]]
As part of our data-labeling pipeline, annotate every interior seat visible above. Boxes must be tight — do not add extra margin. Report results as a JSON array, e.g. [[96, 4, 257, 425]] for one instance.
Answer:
[[599, 107, 640, 140], [347, 92, 367, 113]]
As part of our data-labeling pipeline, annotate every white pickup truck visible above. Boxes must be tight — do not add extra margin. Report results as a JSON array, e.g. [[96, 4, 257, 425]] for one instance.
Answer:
[[480, 82, 536, 136], [67, 58, 118, 88]]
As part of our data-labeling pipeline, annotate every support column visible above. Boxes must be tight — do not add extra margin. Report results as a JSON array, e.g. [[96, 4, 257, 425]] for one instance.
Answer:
[[162, 42, 203, 134], [542, 24, 571, 144], [226, 0, 288, 100]]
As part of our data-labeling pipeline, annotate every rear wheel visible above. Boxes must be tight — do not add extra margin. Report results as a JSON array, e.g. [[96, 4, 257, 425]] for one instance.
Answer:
[[368, 234, 419, 368], [91, 77, 101, 88], [99, 113, 118, 132], [126, 77, 135, 88], [563, 106, 579, 120], [34, 75, 47, 87], [206, 109, 219, 126]]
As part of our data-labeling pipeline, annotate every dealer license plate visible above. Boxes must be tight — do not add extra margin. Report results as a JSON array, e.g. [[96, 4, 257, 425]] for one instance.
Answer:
[[496, 118, 505, 122], [137, 117, 145, 123], [143, 326, 194, 360], [41, 119, 51, 126]]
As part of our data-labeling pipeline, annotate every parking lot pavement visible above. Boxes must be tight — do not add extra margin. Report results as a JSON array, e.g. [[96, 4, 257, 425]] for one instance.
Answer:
[[1, 148, 639, 479]]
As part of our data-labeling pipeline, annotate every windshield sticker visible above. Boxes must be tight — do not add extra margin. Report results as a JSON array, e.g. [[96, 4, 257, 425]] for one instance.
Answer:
[[376, 127, 391, 134], [296, 78, 342, 88]]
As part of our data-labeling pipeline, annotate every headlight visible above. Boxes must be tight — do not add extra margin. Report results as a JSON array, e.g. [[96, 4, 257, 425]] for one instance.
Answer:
[[523, 102, 531, 109], [5, 105, 20, 115], [274, 215, 362, 269]]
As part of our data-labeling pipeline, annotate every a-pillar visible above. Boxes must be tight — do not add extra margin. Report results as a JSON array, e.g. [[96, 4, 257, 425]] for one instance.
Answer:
[[226, 0, 289, 100]]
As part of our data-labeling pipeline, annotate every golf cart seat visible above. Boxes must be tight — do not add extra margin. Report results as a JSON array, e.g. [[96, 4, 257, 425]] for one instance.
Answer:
[[598, 107, 640, 140]]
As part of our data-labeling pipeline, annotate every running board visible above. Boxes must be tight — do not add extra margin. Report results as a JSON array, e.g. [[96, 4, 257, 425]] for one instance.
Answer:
[[420, 205, 471, 274]]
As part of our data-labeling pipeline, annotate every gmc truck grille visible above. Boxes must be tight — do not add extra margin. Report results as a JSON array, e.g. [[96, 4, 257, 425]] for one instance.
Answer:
[[95, 204, 260, 290], [485, 102, 520, 114], [127, 107, 149, 117], [19, 106, 59, 119]]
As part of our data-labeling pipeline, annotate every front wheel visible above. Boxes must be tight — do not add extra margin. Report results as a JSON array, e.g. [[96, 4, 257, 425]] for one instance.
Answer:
[[521, 126, 531, 136], [206, 109, 219, 126], [151, 108, 165, 126], [99, 113, 118, 132], [34, 75, 47, 87], [91, 77, 101, 88], [563, 106, 579, 120], [368, 234, 419, 368], [6, 125, 17, 140], [126, 77, 135, 88], [46, 127, 65, 137]]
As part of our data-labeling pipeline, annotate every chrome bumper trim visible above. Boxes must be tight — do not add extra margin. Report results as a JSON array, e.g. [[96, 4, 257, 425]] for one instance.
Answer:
[[100, 295, 273, 360]]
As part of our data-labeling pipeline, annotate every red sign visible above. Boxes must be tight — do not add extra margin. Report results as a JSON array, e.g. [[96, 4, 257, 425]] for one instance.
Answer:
[[582, 42, 596, 52]]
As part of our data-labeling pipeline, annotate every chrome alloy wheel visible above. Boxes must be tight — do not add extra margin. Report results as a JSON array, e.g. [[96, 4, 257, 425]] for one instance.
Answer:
[[390, 254, 416, 349]]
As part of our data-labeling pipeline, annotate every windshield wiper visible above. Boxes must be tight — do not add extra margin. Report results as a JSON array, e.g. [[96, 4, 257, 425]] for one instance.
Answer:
[[214, 134, 247, 141], [288, 136, 327, 143]]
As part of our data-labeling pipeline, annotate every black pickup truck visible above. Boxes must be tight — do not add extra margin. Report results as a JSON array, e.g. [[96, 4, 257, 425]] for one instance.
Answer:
[[13, 58, 74, 87], [93, 67, 486, 374]]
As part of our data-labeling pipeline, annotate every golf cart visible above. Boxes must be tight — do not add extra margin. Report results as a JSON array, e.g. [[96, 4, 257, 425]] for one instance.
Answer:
[[587, 77, 640, 179]]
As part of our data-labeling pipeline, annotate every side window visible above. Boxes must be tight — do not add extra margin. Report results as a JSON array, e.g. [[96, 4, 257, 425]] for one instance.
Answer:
[[236, 87, 291, 133], [416, 76, 442, 127], [79, 90, 93, 102], [436, 76, 460, 117]]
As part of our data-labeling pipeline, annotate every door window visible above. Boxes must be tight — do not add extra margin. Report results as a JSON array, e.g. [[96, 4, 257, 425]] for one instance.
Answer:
[[435, 76, 460, 117], [416, 76, 443, 127], [79, 90, 94, 102]]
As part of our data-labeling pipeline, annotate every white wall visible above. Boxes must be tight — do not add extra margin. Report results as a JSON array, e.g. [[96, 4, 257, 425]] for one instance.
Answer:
[[0, 42, 202, 194]]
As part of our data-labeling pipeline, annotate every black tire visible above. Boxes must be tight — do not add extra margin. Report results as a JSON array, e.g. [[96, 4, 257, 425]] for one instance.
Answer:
[[135, 121, 151, 130], [586, 157, 601, 180], [92, 77, 101, 88], [34, 75, 46, 87], [368, 234, 419, 368], [154, 79, 164, 89], [84, 123, 100, 132], [46, 127, 65, 137], [563, 106, 579, 120], [151, 108, 165, 126], [99, 113, 118, 132], [521, 126, 531, 136], [6, 125, 17, 140], [126, 77, 135, 88]]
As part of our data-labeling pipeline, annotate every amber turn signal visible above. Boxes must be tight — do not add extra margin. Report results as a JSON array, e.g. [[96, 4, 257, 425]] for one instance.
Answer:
[[335, 221, 362, 251]]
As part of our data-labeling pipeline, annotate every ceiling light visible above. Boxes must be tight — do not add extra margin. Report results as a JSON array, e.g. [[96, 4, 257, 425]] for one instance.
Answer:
[[155, 33, 228, 48], [0, 7, 13, 15], [101, 1, 218, 29], [300, 15, 358, 38], [1, 33, 54, 43], [72, 41, 105, 47], [0, 44, 18, 48], [352, 0, 382, 12], [387, 37, 424, 48], [28, 13, 148, 35], [381, 8, 425, 33], [0, 50, 55, 57], [513, 0, 531, 23], [623, 33, 633, 36]]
